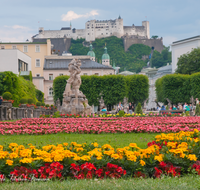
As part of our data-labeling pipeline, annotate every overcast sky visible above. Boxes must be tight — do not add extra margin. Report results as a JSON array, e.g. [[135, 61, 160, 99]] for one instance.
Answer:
[[0, 0, 200, 47]]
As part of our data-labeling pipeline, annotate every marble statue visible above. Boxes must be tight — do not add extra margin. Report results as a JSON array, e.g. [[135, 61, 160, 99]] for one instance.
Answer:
[[61, 59, 92, 115]]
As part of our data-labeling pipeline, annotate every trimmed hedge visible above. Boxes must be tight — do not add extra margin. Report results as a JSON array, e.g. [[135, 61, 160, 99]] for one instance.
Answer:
[[53, 74, 149, 106], [155, 73, 200, 104], [0, 71, 38, 106]]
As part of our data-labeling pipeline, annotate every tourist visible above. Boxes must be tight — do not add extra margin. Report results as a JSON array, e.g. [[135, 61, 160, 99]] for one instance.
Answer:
[[128, 103, 133, 114], [117, 102, 123, 112], [0, 96, 2, 105], [161, 105, 166, 110], [196, 98, 199, 105], [101, 106, 107, 112], [178, 103, 183, 110], [172, 105, 177, 114], [183, 103, 187, 110], [185, 104, 190, 111]]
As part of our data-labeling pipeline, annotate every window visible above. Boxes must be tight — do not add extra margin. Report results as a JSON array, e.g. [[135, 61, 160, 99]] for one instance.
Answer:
[[49, 87, 53, 96], [36, 59, 40, 67], [12, 45, 17, 49], [35, 45, 40, 52], [95, 73, 99, 76], [49, 74, 53, 80], [59, 73, 63, 76], [36, 74, 40, 77], [88, 33, 89, 35], [23, 45, 28, 52], [83, 73, 88, 75], [1, 46, 5, 49]]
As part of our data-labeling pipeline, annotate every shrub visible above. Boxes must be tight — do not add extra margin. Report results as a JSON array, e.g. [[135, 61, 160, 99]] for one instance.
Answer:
[[196, 104, 200, 116], [46, 104, 50, 107], [118, 110, 125, 117], [20, 98, 27, 104], [36, 101, 41, 106], [2, 92, 12, 100], [27, 98, 34, 104], [135, 103, 143, 114], [41, 102, 45, 106], [51, 104, 54, 107]]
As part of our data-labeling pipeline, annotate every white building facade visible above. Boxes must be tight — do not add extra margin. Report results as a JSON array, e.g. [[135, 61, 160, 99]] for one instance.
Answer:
[[171, 35, 200, 73], [0, 49, 31, 74]]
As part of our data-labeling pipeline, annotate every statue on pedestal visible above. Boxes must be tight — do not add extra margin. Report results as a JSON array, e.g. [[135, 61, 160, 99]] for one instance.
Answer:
[[61, 59, 92, 115]]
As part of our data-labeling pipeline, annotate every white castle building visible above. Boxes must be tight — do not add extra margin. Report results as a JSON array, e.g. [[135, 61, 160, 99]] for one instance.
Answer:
[[33, 16, 150, 41]]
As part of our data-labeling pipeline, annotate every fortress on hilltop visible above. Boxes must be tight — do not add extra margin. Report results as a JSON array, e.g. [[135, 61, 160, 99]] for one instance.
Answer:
[[33, 16, 150, 41], [33, 16, 163, 53]]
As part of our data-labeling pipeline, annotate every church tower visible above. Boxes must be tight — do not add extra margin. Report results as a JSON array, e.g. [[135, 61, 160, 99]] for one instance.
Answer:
[[87, 43, 95, 61], [102, 45, 110, 66]]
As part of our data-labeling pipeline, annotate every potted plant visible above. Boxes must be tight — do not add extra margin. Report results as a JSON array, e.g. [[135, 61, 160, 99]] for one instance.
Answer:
[[27, 98, 35, 109], [19, 98, 28, 108], [2, 92, 13, 108]]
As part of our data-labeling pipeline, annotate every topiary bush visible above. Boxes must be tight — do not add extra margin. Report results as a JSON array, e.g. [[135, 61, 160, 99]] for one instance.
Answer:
[[2, 92, 12, 100], [27, 98, 34, 104], [20, 98, 27, 104], [41, 102, 45, 106], [36, 101, 41, 106], [46, 104, 50, 107], [135, 103, 143, 114], [118, 110, 125, 117]]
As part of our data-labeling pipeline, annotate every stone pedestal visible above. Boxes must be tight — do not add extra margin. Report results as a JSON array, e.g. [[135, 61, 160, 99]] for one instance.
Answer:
[[2, 101, 12, 108]]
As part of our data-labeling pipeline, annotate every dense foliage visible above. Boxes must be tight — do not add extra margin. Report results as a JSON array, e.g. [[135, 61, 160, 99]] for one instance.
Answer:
[[53, 75, 149, 106], [151, 46, 171, 68], [176, 47, 200, 74], [70, 37, 170, 73], [155, 72, 200, 104], [126, 75, 149, 104], [0, 71, 38, 106], [35, 89, 44, 103]]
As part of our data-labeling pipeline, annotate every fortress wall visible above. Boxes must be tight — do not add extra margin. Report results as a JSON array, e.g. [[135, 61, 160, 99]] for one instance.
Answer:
[[123, 37, 164, 53]]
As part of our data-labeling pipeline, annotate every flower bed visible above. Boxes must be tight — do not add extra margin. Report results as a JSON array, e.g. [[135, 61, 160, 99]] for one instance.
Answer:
[[1, 117, 200, 135], [0, 129, 200, 182]]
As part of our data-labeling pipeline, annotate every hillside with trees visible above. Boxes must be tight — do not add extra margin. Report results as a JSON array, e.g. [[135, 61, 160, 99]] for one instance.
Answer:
[[69, 36, 171, 73]]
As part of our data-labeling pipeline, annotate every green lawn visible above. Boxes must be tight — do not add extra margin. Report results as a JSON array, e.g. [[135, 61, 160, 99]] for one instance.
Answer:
[[2, 175, 200, 190], [0, 133, 157, 148]]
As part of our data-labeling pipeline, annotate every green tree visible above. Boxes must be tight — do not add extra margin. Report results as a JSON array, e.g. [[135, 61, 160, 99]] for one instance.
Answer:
[[176, 47, 200, 74], [151, 35, 159, 39]]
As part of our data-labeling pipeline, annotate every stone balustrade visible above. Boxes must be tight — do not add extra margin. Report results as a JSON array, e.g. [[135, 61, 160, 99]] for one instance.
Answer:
[[0, 105, 56, 121]]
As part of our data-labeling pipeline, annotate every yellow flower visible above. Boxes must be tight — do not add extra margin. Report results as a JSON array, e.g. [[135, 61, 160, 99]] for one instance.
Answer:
[[6, 159, 13, 166], [187, 154, 197, 161], [0, 145, 3, 151], [194, 129, 199, 133], [19, 158, 32, 163], [76, 147, 84, 152], [127, 155, 137, 162], [154, 154, 163, 162], [63, 143, 68, 146], [53, 154, 64, 162], [129, 143, 137, 148], [111, 154, 120, 160], [9, 152, 18, 159], [93, 142, 99, 147], [43, 158, 53, 162], [140, 160, 146, 166]]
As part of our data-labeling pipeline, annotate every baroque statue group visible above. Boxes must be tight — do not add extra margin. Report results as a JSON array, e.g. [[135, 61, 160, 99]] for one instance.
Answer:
[[61, 59, 91, 115]]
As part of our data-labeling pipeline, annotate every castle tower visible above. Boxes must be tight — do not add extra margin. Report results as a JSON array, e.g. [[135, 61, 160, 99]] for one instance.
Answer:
[[142, 21, 150, 39], [102, 45, 110, 66], [87, 43, 95, 61]]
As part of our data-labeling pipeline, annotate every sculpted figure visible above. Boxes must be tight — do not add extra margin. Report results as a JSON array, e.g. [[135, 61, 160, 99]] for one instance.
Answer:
[[61, 59, 91, 115]]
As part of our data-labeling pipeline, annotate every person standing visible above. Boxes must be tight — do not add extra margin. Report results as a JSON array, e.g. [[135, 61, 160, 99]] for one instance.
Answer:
[[0, 96, 2, 105], [128, 103, 133, 114]]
